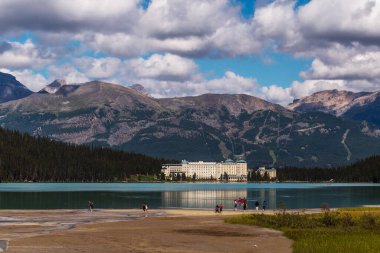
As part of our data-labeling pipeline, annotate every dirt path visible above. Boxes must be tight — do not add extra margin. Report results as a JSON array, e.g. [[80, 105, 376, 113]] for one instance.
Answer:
[[0, 209, 293, 253]]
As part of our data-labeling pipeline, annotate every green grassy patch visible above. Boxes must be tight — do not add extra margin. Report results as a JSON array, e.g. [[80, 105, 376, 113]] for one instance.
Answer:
[[225, 207, 380, 253]]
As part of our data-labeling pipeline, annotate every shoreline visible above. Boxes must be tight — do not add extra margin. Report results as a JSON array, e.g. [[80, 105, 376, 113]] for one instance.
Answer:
[[0, 208, 321, 252]]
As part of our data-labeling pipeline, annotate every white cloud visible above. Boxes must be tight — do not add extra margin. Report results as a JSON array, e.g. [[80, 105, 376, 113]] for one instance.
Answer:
[[128, 53, 200, 82], [302, 47, 380, 81], [260, 80, 349, 105], [141, 0, 234, 39], [261, 85, 292, 105], [2, 0, 380, 104], [0, 40, 52, 69], [48, 64, 89, 84], [290, 80, 347, 99], [74, 57, 122, 79], [0, 0, 141, 33], [253, 0, 301, 50], [87, 33, 145, 58], [74, 0, 261, 58], [298, 0, 380, 45], [141, 71, 260, 98]]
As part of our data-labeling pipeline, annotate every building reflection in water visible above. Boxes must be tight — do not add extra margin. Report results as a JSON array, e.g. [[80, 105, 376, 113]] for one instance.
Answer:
[[162, 190, 247, 209], [247, 188, 277, 209], [162, 188, 278, 210]]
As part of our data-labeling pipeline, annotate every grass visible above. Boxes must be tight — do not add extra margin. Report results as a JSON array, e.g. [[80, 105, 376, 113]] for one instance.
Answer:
[[225, 207, 380, 253]]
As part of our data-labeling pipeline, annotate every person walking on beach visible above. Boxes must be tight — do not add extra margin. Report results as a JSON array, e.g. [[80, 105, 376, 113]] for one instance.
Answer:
[[234, 200, 238, 211], [219, 204, 224, 214], [88, 200, 94, 213], [255, 200, 260, 211], [142, 203, 147, 212], [262, 200, 267, 211], [243, 200, 247, 212], [215, 204, 220, 213]]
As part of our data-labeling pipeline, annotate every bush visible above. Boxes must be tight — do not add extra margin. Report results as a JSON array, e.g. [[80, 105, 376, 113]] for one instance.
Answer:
[[321, 212, 339, 227], [360, 213, 377, 230], [340, 213, 355, 227]]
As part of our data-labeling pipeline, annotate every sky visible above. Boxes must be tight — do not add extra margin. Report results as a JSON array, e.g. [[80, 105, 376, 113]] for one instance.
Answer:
[[0, 0, 379, 105]]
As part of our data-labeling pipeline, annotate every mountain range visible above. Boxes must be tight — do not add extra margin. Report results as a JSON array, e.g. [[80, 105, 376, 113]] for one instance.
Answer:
[[1, 72, 380, 168], [288, 89, 380, 128]]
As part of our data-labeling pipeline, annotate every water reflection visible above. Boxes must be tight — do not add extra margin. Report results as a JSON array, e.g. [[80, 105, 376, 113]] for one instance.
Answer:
[[161, 190, 248, 209], [0, 184, 379, 209]]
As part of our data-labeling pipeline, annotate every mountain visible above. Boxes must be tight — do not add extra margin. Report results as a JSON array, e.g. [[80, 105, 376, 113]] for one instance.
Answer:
[[39, 79, 67, 94], [1, 75, 380, 168], [288, 89, 380, 127], [0, 72, 33, 103]]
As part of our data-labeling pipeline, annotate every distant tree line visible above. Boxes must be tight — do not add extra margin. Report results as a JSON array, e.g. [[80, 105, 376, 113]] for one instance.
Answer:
[[275, 156, 380, 183], [0, 128, 176, 182], [247, 171, 272, 182]]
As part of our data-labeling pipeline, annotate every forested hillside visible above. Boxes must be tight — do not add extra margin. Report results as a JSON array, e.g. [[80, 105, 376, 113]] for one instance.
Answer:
[[0, 128, 170, 182], [276, 155, 380, 182], [2, 76, 380, 168]]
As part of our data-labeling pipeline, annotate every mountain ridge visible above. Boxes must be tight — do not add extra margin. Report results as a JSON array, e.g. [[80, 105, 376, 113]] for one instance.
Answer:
[[1, 72, 380, 167], [288, 89, 380, 127]]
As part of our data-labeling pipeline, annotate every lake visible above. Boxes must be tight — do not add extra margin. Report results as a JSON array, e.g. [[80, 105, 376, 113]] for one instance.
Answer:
[[0, 183, 379, 210]]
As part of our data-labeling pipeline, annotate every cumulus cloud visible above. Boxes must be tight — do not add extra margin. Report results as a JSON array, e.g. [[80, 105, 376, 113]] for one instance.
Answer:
[[298, 0, 380, 45], [48, 64, 89, 84], [0, 0, 141, 33], [250, 0, 380, 103], [140, 71, 260, 98], [301, 46, 380, 81], [74, 57, 122, 79], [128, 53, 201, 82], [141, 0, 234, 39], [0, 40, 52, 69], [1, 0, 380, 104], [261, 85, 292, 105]]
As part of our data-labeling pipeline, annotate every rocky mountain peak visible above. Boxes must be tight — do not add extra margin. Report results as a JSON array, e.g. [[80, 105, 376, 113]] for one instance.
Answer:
[[287, 89, 370, 116], [40, 79, 68, 94]]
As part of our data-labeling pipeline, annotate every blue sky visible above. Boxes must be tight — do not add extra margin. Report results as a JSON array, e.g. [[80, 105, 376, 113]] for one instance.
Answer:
[[196, 54, 311, 87], [0, 0, 379, 104]]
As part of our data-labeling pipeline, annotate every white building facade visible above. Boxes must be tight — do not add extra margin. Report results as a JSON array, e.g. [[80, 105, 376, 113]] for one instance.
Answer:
[[256, 167, 277, 179], [161, 159, 248, 181]]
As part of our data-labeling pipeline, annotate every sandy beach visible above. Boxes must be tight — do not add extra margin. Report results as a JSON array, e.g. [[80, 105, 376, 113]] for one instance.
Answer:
[[0, 209, 295, 253]]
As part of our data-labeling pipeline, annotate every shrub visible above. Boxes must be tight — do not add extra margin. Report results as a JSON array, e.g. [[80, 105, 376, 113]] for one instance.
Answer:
[[360, 213, 377, 230], [321, 212, 339, 227]]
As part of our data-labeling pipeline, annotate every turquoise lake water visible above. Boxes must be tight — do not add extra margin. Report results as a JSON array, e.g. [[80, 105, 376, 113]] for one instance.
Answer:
[[0, 183, 379, 209]]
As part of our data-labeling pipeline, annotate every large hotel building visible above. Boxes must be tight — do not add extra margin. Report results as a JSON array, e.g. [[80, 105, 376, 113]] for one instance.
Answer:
[[161, 159, 248, 181]]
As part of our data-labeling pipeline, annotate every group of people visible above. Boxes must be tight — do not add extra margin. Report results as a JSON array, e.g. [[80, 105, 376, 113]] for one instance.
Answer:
[[233, 198, 267, 211], [254, 200, 267, 211], [215, 203, 224, 213], [87, 200, 150, 214], [86, 199, 268, 213], [234, 198, 248, 211]]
